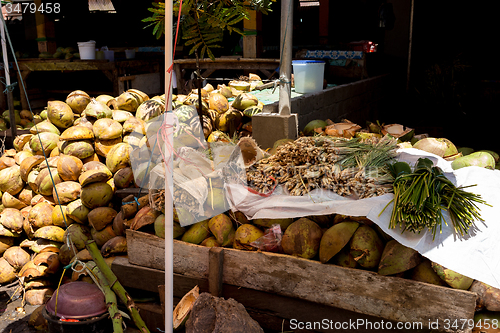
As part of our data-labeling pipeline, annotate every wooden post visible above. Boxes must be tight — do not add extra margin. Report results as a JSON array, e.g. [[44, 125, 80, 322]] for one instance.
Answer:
[[243, 9, 257, 58], [208, 247, 224, 297], [278, 0, 293, 116]]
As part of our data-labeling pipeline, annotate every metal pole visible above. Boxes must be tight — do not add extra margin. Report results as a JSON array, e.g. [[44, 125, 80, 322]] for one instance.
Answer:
[[278, 0, 293, 116], [406, 0, 414, 93], [165, 1, 174, 332], [0, 3, 17, 138]]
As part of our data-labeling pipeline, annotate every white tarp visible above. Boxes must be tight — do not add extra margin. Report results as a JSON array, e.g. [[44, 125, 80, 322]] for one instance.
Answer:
[[226, 148, 500, 289]]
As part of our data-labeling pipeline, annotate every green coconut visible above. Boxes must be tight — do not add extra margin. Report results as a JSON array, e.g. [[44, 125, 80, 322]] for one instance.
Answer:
[[233, 224, 264, 251], [478, 150, 500, 163], [451, 151, 496, 170], [349, 224, 384, 269], [319, 221, 359, 264], [231, 93, 258, 111], [431, 262, 474, 290], [457, 147, 475, 156], [208, 214, 235, 247], [303, 119, 328, 136], [180, 220, 211, 245], [377, 240, 422, 276], [80, 182, 114, 209], [282, 217, 323, 259], [29, 120, 61, 135]]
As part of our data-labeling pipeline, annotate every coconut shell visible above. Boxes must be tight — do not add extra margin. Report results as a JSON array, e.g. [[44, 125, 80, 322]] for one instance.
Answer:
[[0, 257, 16, 283], [113, 167, 135, 188], [34, 225, 65, 243], [2, 191, 27, 209], [30, 238, 62, 254], [106, 142, 133, 173], [93, 118, 123, 140], [30, 194, 55, 207], [51, 205, 74, 228], [34, 168, 62, 196], [13, 133, 33, 151], [100, 235, 127, 257], [94, 137, 123, 157], [25, 288, 55, 306], [0, 155, 16, 170], [112, 110, 134, 123], [4, 246, 31, 270], [0, 223, 21, 237], [66, 199, 90, 224], [20, 155, 45, 182], [135, 99, 164, 122], [122, 132, 143, 147], [0, 236, 14, 255], [59, 126, 95, 141], [116, 91, 141, 112], [431, 262, 474, 290], [73, 116, 94, 130], [0, 165, 24, 195], [28, 202, 54, 228], [208, 93, 229, 114], [91, 224, 117, 247], [38, 156, 60, 170], [80, 182, 114, 209], [88, 207, 118, 231], [17, 187, 34, 206], [0, 207, 24, 232], [15, 150, 35, 165], [53, 181, 81, 204], [47, 100, 74, 128], [61, 140, 94, 159], [66, 90, 91, 114], [29, 132, 60, 156], [29, 120, 61, 135], [63, 223, 91, 250], [58, 242, 78, 266], [56, 155, 83, 182], [83, 98, 113, 119]]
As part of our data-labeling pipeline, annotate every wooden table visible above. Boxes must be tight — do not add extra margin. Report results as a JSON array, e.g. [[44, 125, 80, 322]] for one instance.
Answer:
[[14, 58, 163, 110], [173, 57, 280, 94]]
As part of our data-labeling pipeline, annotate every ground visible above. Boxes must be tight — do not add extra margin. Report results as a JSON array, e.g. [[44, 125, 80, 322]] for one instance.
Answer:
[[0, 283, 142, 333]]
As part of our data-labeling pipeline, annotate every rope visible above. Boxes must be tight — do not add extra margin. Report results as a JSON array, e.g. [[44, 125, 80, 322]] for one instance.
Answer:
[[0, 77, 16, 93]]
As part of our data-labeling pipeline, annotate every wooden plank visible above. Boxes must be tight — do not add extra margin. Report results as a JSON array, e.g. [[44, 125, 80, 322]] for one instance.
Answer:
[[126, 230, 476, 332], [208, 247, 224, 297], [126, 230, 209, 278], [112, 256, 428, 333]]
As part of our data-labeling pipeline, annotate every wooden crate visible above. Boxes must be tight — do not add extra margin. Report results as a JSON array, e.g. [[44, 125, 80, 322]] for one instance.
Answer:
[[123, 230, 477, 333]]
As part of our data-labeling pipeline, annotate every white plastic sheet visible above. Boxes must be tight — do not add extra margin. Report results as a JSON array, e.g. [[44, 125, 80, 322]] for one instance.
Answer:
[[226, 148, 500, 289]]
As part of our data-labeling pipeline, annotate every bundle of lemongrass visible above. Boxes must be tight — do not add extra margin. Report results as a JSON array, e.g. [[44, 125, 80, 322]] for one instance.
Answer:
[[382, 158, 490, 238], [246, 136, 398, 197]]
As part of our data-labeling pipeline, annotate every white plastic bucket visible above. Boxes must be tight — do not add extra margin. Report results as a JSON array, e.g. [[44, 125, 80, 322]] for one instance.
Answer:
[[77, 41, 96, 60], [292, 60, 325, 94]]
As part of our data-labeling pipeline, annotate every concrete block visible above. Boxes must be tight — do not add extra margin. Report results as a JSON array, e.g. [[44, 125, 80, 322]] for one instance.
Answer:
[[252, 113, 298, 149]]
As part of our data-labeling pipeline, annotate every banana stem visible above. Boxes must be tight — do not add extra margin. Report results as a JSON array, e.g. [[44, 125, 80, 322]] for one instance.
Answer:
[[85, 240, 151, 333], [86, 261, 123, 333]]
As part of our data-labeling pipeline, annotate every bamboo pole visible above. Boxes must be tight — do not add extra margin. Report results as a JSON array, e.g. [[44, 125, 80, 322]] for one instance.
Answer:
[[164, 1, 174, 332], [85, 240, 150, 333], [86, 261, 123, 333]]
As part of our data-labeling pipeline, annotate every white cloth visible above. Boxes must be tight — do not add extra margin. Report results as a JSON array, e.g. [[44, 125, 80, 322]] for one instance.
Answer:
[[226, 148, 500, 289]]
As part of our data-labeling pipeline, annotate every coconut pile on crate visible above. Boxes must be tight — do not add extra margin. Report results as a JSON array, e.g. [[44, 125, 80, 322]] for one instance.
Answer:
[[0, 88, 167, 306], [173, 73, 265, 142]]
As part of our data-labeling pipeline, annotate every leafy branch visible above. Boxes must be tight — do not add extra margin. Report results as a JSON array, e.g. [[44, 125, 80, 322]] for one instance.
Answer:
[[142, 0, 274, 60]]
